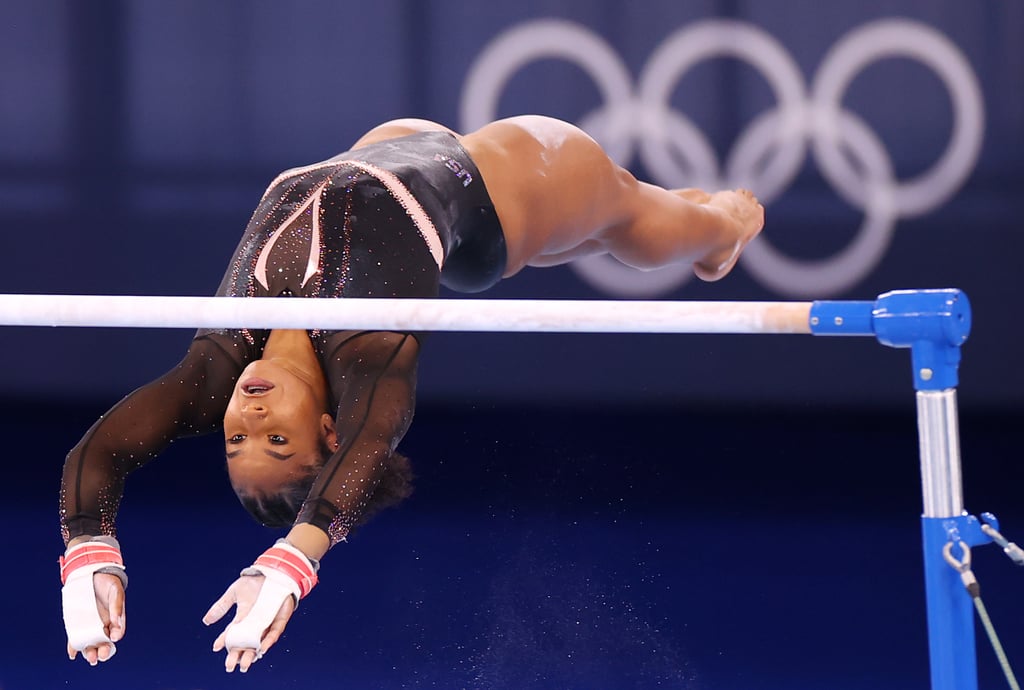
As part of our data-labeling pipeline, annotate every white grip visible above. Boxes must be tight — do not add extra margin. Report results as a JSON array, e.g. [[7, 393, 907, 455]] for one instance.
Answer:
[[61, 567, 116, 656], [222, 569, 300, 656]]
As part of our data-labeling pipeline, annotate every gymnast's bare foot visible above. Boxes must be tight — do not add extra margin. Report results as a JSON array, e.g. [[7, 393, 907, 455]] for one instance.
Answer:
[[694, 189, 764, 281], [675, 188, 712, 204]]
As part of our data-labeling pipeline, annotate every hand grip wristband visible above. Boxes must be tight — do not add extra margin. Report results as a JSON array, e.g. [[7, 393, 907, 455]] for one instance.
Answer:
[[59, 538, 126, 655], [222, 541, 319, 657], [251, 540, 318, 599]]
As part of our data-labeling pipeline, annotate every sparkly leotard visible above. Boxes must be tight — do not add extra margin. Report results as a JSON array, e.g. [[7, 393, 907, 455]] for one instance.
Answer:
[[61, 131, 506, 545]]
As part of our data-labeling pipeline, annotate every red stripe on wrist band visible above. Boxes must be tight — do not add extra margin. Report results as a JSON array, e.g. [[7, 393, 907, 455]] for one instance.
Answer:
[[59, 544, 123, 584], [255, 546, 318, 598]]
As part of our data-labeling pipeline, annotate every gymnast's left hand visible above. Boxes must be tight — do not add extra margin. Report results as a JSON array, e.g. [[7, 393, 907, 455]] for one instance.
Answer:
[[202, 573, 296, 673]]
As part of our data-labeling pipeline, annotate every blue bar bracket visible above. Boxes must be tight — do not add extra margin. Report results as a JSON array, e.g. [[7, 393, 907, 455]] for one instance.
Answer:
[[928, 512, 996, 551], [810, 289, 981, 690], [809, 288, 972, 390], [921, 513, 995, 690]]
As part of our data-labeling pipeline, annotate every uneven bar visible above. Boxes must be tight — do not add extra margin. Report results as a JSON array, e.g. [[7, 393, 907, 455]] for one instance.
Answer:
[[0, 295, 814, 334]]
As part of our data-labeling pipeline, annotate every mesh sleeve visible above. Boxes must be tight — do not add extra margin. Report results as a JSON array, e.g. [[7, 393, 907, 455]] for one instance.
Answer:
[[60, 336, 244, 543], [297, 331, 420, 545]]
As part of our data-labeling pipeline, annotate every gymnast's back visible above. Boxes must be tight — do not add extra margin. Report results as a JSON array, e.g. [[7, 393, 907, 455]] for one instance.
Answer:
[[60, 131, 506, 541]]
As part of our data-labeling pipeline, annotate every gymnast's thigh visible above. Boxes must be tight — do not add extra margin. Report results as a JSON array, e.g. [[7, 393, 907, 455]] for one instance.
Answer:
[[349, 119, 459, 150]]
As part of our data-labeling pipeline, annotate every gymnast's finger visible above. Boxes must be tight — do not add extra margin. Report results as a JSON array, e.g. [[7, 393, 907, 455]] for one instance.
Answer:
[[225, 647, 256, 673], [259, 616, 288, 656], [105, 581, 125, 642], [212, 628, 228, 653], [236, 649, 258, 673], [202, 587, 237, 626], [96, 641, 115, 663], [224, 647, 239, 672], [259, 592, 295, 655]]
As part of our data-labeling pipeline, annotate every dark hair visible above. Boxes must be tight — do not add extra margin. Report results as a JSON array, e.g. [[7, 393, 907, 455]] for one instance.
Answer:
[[236, 442, 414, 531]]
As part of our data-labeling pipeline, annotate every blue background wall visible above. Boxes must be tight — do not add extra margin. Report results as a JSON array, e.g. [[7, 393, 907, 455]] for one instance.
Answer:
[[0, 0, 1020, 409], [1, 1, 1022, 688]]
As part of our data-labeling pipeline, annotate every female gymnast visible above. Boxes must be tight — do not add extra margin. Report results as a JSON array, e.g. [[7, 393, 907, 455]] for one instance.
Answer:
[[58, 115, 764, 672]]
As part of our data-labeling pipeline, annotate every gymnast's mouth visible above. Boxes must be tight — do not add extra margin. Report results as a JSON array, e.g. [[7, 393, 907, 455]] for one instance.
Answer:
[[240, 378, 275, 395]]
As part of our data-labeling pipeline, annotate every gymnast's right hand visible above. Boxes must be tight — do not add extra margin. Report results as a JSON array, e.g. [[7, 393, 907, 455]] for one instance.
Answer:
[[60, 537, 128, 665]]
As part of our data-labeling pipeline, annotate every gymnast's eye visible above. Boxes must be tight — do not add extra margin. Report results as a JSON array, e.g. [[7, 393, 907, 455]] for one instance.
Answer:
[[268, 434, 287, 445], [227, 434, 246, 444]]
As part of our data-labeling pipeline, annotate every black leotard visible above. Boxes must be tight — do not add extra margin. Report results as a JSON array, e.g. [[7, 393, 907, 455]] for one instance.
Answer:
[[60, 132, 506, 545]]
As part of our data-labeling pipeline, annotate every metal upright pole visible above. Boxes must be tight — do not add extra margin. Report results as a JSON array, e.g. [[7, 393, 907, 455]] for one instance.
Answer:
[[916, 388, 977, 690], [812, 288, 981, 690]]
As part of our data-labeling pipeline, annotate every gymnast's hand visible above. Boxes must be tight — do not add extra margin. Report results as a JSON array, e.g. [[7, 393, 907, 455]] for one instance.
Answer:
[[203, 572, 296, 673], [60, 538, 128, 666], [66, 573, 125, 665], [202, 541, 318, 673]]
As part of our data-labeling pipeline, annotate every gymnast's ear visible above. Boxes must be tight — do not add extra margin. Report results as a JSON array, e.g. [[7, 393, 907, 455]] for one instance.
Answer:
[[320, 413, 338, 451]]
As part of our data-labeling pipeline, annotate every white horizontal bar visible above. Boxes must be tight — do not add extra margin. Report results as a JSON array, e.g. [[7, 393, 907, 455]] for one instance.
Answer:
[[0, 294, 813, 334]]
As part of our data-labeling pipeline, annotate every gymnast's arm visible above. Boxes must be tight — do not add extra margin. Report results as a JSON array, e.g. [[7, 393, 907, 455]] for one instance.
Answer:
[[61, 335, 242, 543], [289, 330, 421, 558], [199, 331, 418, 673], [59, 335, 242, 664]]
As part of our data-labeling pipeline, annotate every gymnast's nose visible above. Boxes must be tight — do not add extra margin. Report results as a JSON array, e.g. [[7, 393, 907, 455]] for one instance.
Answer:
[[240, 402, 268, 420]]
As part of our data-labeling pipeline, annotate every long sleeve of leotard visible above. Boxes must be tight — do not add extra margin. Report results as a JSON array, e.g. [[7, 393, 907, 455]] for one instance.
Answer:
[[60, 336, 243, 543], [296, 331, 420, 546]]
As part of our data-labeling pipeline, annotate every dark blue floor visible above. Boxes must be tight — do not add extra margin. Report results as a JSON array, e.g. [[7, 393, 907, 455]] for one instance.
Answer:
[[3, 400, 1022, 689]]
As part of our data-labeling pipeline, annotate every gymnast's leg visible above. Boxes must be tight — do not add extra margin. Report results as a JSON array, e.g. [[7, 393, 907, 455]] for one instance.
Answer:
[[348, 118, 458, 150], [462, 115, 764, 281], [608, 185, 764, 281]]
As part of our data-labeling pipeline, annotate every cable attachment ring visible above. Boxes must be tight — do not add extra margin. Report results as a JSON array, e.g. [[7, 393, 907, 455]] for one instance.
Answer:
[[943, 540, 980, 598], [943, 537, 1022, 690]]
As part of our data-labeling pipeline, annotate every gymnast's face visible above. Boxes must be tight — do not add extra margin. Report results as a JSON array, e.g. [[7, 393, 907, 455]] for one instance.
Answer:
[[223, 359, 337, 496]]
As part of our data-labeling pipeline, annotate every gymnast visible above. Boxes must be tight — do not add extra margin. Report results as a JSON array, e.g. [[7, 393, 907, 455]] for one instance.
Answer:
[[58, 115, 764, 672]]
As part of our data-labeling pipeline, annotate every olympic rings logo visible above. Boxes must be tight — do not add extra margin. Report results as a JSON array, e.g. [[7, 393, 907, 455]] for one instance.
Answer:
[[459, 18, 985, 297]]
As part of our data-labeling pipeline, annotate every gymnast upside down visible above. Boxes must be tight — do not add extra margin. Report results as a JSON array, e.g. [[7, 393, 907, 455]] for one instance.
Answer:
[[58, 115, 764, 672]]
